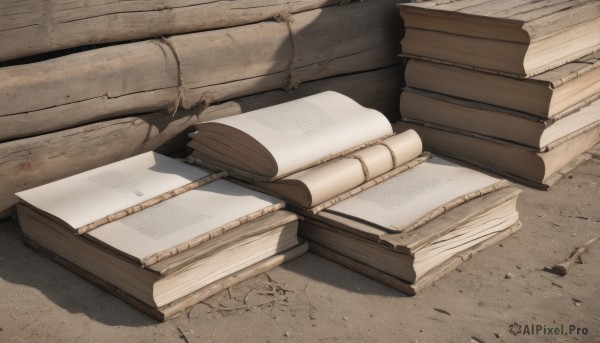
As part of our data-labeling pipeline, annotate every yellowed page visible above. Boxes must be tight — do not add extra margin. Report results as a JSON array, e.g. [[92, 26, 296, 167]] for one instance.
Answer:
[[279, 130, 423, 206], [86, 179, 283, 263], [16, 152, 211, 230], [325, 157, 502, 231], [204, 91, 393, 177]]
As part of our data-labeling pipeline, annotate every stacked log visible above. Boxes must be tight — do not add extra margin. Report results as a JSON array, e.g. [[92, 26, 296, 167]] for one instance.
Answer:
[[0, 65, 402, 218], [1, 0, 400, 140], [0, 0, 404, 218], [0, 0, 345, 62]]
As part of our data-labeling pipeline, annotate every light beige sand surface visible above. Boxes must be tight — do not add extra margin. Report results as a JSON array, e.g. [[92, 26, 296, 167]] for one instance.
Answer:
[[1, 155, 598, 343]]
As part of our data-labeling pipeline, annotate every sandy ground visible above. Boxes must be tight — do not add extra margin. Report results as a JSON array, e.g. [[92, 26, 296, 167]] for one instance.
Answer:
[[1, 156, 599, 343]]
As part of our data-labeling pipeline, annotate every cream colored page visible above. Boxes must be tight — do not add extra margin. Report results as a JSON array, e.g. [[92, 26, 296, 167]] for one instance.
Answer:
[[325, 157, 502, 231], [286, 158, 366, 206], [16, 152, 210, 229], [87, 179, 283, 263], [282, 130, 423, 206], [379, 129, 423, 167], [206, 91, 393, 177]]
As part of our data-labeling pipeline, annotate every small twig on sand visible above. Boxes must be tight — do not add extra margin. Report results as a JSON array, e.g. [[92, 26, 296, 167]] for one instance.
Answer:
[[200, 301, 217, 309], [545, 236, 600, 276], [176, 326, 191, 343], [218, 299, 275, 312], [244, 289, 255, 305]]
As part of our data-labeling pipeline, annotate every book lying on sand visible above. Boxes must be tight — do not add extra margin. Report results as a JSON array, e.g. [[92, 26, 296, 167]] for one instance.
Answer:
[[16, 152, 306, 320], [300, 157, 520, 293], [400, 88, 600, 149], [186, 89, 522, 294], [404, 54, 600, 119], [395, 122, 600, 189], [188, 91, 426, 209], [398, 0, 600, 76], [304, 186, 522, 294]]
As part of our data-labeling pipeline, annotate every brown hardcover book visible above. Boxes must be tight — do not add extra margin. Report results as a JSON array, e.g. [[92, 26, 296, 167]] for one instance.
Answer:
[[404, 53, 600, 118], [400, 87, 600, 149], [398, 0, 600, 77], [188, 92, 522, 294]]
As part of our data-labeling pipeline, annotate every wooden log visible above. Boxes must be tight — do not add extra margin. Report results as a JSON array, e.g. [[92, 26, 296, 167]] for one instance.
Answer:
[[0, 102, 241, 219], [235, 65, 402, 121], [0, 0, 346, 63], [0, 66, 401, 219], [0, 0, 401, 141]]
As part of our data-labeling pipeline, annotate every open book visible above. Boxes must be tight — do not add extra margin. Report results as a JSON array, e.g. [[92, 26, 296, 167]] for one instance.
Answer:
[[186, 91, 521, 294], [16, 152, 304, 318], [188, 91, 426, 208], [189, 91, 397, 179], [303, 186, 521, 293], [301, 157, 520, 291]]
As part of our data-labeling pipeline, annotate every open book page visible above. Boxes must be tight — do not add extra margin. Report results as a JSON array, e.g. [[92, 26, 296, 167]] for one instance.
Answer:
[[86, 179, 283, 263], [15, 152, 210, 229], [324, 157, 503, 231], [203, 91, 393, 177], [275, 130, 424, 206]]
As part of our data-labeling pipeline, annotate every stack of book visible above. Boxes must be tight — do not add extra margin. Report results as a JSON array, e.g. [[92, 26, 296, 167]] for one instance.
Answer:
[[188, 91, 522, 294], [16, 152, 307, 321], [395, 0, 600, 189]]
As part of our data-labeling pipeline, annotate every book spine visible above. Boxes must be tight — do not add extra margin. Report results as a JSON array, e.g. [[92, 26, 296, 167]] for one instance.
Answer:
[[75, 172, 227, 235]]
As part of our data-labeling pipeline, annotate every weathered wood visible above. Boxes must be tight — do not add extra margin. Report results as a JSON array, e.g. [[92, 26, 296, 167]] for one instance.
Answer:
[[0, 0, 401, 140], [0, 0, 347, 63], [0, 66, 402, 219], [0, 102, 241, 218], [235, 65, 402, 121]]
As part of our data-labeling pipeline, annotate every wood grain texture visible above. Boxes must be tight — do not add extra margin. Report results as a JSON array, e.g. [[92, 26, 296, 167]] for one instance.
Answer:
[[399, 0, 600, 41], [235, 65, 403, 121], [0, 102, 241, 218], [0, 0, 346, 62], [0, 64, 404, 219], [0, 0, 401, 140]]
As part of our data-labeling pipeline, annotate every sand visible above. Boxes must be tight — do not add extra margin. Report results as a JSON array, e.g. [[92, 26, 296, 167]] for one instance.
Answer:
[[0, 156, 598, 343]]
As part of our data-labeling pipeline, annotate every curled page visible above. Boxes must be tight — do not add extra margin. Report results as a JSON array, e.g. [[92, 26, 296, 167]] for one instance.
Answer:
[[192, 91, 393, 178]]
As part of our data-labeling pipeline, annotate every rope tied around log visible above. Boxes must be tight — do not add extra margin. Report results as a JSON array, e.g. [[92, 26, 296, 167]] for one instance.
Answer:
[[155, 37, 190, 115], [273, 13, 300, 90], [155, 37, 213, 116]]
